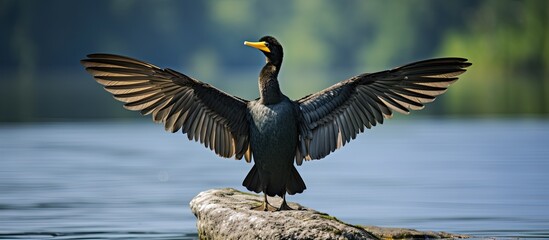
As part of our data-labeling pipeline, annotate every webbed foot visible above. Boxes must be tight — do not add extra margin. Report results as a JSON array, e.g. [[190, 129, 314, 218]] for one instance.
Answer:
[[277, 194, 293, 211], [251, 193, 277, 211]]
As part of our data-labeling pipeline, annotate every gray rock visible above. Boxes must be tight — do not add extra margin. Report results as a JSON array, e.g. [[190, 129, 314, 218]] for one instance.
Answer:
[[190, 188, 469, 240], [361, 226, 469, 239]]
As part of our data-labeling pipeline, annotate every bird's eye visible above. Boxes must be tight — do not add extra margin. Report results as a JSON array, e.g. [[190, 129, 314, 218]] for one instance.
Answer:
[[265, 42, 270, 48]]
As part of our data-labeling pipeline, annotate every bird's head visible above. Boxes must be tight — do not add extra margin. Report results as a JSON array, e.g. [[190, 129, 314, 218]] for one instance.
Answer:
[[244, 36, 283, 66]]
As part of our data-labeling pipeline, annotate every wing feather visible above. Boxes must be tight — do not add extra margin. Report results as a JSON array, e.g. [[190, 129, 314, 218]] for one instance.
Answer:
[[295, 57, 471, 163], [81, 54, 250, 160]]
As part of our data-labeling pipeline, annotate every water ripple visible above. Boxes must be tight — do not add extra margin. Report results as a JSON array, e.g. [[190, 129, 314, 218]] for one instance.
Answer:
[[1, 120, 548, 239]]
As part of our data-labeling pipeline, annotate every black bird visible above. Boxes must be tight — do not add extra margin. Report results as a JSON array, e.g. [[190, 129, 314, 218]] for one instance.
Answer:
[[81, 36, 471, 211]]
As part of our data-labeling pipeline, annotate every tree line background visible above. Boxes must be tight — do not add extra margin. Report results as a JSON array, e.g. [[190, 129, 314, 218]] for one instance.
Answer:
[[0, 0, 547, 122]]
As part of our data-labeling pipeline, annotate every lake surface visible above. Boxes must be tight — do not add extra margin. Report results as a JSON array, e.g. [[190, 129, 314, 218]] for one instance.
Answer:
[[1, 119, 548, 239]]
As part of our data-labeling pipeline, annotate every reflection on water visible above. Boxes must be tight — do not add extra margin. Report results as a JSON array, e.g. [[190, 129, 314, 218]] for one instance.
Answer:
[[1, 119, 548, 239]]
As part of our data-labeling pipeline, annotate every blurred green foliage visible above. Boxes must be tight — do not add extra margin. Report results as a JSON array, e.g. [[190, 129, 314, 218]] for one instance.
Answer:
[[0, 0, 547, 121], [439, 0, 549, 116]]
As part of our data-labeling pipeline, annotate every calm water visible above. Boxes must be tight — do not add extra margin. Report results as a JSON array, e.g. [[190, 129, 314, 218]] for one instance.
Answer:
[[1, 119, 548, 239]]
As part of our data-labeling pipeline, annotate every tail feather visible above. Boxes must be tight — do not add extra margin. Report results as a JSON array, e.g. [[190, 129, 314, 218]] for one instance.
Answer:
[[242, 165, 261, 193], [243, 164, 307, 196], [286, 165, 306, 195]]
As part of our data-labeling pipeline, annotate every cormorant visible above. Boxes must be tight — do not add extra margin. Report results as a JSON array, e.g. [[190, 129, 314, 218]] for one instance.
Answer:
[[81, 36, 471, 211]]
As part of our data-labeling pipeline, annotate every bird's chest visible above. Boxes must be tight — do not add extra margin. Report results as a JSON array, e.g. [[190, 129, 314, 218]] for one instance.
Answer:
[[249, 101, 297, 156]]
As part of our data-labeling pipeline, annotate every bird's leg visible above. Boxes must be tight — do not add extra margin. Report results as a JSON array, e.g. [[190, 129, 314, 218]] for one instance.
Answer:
[[252, 193, 277, 211], [278, 193, 293, 211]]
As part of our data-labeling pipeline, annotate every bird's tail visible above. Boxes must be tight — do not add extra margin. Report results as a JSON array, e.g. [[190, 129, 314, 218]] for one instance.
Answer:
[[243, 165, 262, 193], [242, 164, 307, 196], [286, 165, 306, 195]]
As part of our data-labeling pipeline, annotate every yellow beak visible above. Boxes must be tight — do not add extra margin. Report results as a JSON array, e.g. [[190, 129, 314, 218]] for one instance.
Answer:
[[244, 41, 271, 53]]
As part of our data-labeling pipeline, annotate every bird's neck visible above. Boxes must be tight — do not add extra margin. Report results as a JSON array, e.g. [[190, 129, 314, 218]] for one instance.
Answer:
[[258, 62, 283, 105]]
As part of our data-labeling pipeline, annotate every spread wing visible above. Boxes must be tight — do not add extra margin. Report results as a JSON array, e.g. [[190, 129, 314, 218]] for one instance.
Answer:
[[81, 54, 251, 161], [295, 58, 471, 164]]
